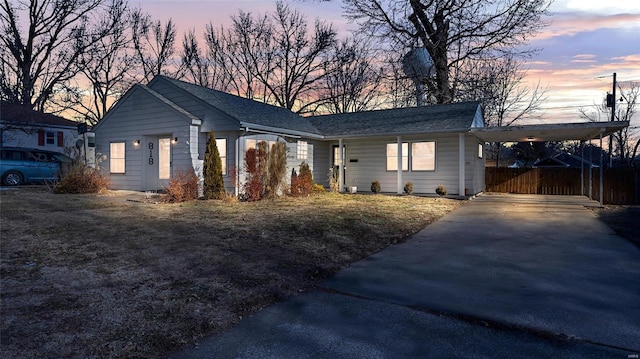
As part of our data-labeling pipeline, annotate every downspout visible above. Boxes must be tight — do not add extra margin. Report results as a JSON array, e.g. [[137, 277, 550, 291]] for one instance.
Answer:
[[397, 136, 403, 194]]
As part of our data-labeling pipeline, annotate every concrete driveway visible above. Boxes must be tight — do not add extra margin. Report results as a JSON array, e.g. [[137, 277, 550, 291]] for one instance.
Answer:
[[172, 193, 640, 358]]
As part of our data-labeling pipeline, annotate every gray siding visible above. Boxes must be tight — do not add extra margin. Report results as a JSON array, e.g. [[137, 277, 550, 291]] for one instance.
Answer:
[[150, 80, 238, 131], [196, 130, 239, 193], [335, 134, 468, 195], [311, 140, 331, 187], [235, 134, 314, 194], [94, 87, 193, 190]]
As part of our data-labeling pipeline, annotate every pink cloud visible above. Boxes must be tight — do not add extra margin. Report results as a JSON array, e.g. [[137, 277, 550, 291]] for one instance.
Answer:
[[535, 13, 640, 40]]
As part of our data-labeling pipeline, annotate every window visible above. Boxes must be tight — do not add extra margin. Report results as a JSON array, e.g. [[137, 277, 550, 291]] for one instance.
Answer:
[[46, 131, 55, 145], [478, 143, 483, 158], [216, 138, 227, 175], [110, 142, 125, 173], [412, 141, 435, 171], [245, 139, 256, 151], [159, 138, 171, 180], [386, 143, 408, 171], [297, 140, 308, 160]]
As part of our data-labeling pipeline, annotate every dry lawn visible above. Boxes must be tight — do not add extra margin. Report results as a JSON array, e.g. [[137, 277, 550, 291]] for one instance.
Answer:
[[592, 205, 640, 248], [0, 187, 461, 358]]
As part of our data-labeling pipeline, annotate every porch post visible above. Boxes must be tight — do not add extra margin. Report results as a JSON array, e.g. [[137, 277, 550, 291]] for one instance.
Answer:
[[459, 133, 465, 196], [338, 138, 344, 193], [397, 136, 403, 194], [235, 137, 240, 197], [599, 129, 604, 206]]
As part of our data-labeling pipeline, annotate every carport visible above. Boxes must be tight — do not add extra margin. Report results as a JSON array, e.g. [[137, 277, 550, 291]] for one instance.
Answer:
[[471, 121, 629, 205]]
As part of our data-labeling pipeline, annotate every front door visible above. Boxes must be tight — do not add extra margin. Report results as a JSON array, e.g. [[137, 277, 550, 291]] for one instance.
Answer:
[[145, 137, 172, 190]]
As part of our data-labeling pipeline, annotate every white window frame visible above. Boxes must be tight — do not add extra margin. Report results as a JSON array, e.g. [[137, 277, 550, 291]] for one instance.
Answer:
[[411, 141, 436, 171], [386, 142, 408, 171], [478, 143, 483, 159], [46, 131, 55, 145], [110, 142, 125, 174], [297, 140, 308, 160]]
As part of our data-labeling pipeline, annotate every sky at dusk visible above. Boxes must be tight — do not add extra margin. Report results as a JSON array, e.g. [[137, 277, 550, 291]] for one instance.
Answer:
[[132, 0, 640, 125]]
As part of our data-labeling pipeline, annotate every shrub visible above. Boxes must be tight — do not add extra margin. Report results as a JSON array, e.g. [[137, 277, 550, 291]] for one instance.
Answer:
[[404, 181, 414, 195], [290, 161, 313, 197], [312, 183, 326, 194], [242, 148, 264, 201], [163, 168, 200, 203], [328, 167, 340, 193], [436, 184, 448, 196], [55, 162, 110, 194], [203, 130, 225, 200], [265, 142, 287, 197], [371, 180, 381, 194]]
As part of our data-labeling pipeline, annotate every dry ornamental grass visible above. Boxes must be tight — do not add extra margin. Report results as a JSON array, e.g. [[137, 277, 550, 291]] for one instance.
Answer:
[[0, 188, 462, 358]]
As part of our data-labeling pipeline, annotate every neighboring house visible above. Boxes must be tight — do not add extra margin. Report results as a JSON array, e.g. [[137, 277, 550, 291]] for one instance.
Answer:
[[1, 102, 79, 153], [92, 75, 486, 196], [534, 153, 599, 168]]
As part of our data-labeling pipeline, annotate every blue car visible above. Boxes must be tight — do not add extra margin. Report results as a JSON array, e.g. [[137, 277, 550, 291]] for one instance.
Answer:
[[0, 147, 73, 186]]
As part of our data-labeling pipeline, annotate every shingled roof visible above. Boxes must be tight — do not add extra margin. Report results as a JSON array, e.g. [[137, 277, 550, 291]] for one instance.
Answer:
[[154, 76, 322, 136], [309, 101, 483, 139], [1, 102, 78, 127]]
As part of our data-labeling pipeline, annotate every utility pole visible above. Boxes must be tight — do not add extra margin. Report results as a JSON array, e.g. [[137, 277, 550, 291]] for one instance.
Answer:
[[606, 73, 617, 167]]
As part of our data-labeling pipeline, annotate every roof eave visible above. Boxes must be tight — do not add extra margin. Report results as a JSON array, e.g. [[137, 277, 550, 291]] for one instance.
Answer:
[[320, 127, 473, 140], [240, 122, 324, 139]]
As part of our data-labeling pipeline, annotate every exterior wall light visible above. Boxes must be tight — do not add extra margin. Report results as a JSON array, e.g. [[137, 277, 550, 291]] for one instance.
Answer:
[[172, 137, 178, 144], [134, 139, 141, 146]]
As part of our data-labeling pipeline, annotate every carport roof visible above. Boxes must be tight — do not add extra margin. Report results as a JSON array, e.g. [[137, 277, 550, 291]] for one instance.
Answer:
[[471, 121, 629, 142]]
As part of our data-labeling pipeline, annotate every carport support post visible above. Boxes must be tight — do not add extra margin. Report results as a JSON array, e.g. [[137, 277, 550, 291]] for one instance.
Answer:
[[459, 133, 465, 197], [397, 136, 403, 194], [599, 130, 604, 206], [580, 141, 584, 196]]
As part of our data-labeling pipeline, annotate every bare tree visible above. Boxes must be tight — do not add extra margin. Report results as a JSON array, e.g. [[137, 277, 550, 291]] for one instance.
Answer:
[[206, 11, 274, 99], [455, 55, 547, 166], [316, 36, 385, 114], [50, 0, 137, 124], [131, 10, 178, 82], [459, 56, 547, 127], [579, 82, 639, 166], [343, 0, 552, 104], [258, 1, 336, 113], [0, 0, 125, 111], [198, 1, 336, 113]]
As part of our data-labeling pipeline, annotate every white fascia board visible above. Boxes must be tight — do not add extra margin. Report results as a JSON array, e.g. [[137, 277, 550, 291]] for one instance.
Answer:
[[240, 122, 323, 139]]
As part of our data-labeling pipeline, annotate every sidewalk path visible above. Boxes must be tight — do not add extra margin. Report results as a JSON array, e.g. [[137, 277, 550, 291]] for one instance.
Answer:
[[172, 193, 640, 358]]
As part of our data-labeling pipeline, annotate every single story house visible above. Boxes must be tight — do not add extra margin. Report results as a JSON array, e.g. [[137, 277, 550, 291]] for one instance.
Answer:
[[92, 75, 486, 196], [1, 102, 80, 153]]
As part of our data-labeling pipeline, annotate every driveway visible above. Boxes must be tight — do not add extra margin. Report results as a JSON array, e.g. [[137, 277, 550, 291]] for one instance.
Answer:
[[172, 193, 640, 358]]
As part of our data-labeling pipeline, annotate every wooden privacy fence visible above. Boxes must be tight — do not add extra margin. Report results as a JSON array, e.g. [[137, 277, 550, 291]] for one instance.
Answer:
[[485, 167, 640, 205]]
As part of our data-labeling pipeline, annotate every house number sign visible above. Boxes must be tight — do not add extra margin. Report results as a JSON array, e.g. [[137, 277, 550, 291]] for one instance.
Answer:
[[148, 142, 154, 165]]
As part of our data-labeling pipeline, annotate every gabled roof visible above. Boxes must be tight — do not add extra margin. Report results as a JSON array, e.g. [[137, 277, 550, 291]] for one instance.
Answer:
[[309, 101, 483, 139], [0, 102, 78, 128], [152, 76, 322, 137], [534, 152, 598, 168]]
